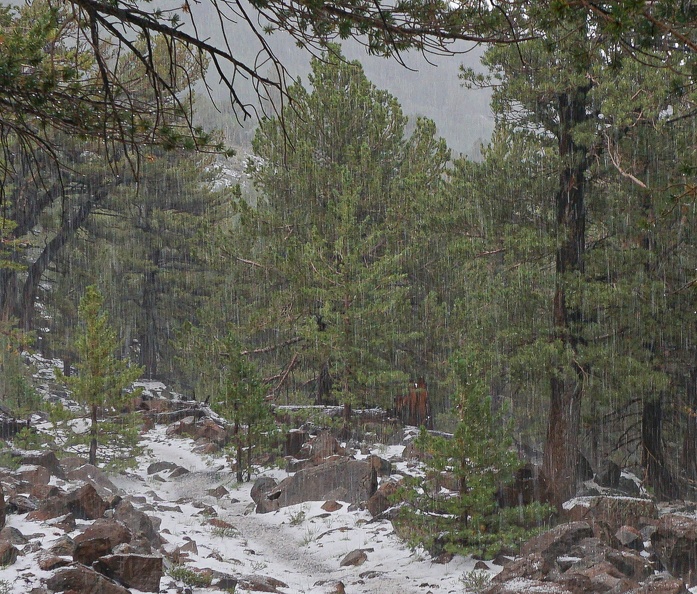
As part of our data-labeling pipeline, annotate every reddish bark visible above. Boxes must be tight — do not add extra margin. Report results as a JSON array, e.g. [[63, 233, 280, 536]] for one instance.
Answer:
[[394, 378, 432, 429]]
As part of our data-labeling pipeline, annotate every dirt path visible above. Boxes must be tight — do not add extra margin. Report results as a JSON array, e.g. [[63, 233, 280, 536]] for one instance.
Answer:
[[109, 432, 467, 594]]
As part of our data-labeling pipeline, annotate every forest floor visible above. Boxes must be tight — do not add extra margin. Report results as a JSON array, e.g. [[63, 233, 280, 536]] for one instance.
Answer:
[[0, 374, 489, 594]]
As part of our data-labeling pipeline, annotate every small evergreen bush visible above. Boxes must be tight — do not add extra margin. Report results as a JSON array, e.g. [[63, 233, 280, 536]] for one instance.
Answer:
[[395, 352, 554, 559]]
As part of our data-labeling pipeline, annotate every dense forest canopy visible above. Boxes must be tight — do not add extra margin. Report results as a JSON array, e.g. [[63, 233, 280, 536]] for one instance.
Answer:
[[0, 0, 696, 519]]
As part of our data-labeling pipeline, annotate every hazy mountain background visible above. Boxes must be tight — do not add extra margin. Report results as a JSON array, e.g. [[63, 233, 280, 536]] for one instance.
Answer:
[[188, 1, 493, 156]]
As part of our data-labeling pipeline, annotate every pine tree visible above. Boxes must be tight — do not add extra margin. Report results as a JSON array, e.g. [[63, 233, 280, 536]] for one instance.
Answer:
[[57, 286, 143, 466], [244, 45, 450, 418], [460, 15, 696, 503], [397, 352, 550, 558], [177, 324, 275, 482], [216, 333, 275, 482]]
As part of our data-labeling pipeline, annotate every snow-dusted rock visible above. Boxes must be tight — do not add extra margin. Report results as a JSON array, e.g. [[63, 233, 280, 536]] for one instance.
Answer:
[[651, 513, 697, 586], [256, 458, 377, 513], [563, 496, 658, 532]]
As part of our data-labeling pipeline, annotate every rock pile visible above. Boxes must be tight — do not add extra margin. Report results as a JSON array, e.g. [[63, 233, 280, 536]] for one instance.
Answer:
[[0, 454, 164, 592], [485, 495, 697, 593], [0, 401, 392, 594]]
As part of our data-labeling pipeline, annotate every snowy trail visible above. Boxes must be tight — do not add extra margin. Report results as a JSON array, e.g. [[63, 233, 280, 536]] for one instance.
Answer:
[[108, 427, 474, 594], [155, 468, 441, 594]]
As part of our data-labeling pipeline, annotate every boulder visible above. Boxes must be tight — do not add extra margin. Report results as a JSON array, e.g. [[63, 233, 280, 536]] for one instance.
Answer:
[[46, 513, 76, 532], [596, 460, 622, 489], [489, 553, 552, 584], [29, 483, 107, 521], [7, 493, 39, 513], [0, 526, 28, 545], [58, 456, 89, 474], [66, 483, 108, 519], [339, 549, 368, 566], [567, 561, 638, 593], [38, 554, 71, 571], [401, 440, 431, 462], [521, 521, 594, 563], [484, 577, 574, 594], [632, 575, 689, 594], [193, 441, 221, 455], [251, 477, 278, 506], [285, 430, 309, 457], [562, 496, 657, 532], [561, 537, 651, 581], [321, 501, 343, 512], [30, 484, 61, 501], [366, 480, 400, 517], [651, 513, 697, 586], [46, 535, 76, 556], [153, 407, 206, 425], [19, 450, 65, 479], [66, 464, 119, 498], [0, 540, 18, 565], [367, 454, 392, 477], [74, 518, 132, 549], [312, 580, 346, 594], [301, 431, 347, 462], [168, 466, 190, 478], [211, 573, 239, 591], [16, 464, 50, 486], [165, 415, 199, 438], [45, 564, 130, 594], [73, 536, 112, 565], [604, 549, 652, 579], [237, 574, 289, 592], [113, 500, 161, 549], [256, 458, 377, 513], [146, 461, 178, 475], [207, 485, 229, 498], [616, 525, 644, 551], [196, 418, 228, 445], [94, 553, 163, 592]]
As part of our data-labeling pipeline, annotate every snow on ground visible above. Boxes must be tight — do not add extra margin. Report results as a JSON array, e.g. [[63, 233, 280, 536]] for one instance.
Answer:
[[0, 419, 496, 594]]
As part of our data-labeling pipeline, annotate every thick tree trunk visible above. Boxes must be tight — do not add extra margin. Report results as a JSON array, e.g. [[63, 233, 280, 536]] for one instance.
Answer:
[[0, 176, 72, 322], [642, 397, 681, 500], [233, 400, 243, 483], [18, 197, 96, 330], [681, 370, 697, 488], [316, 361, 332, 405], [140, 255, 160, 378], [0, 269, 18, 322], [543, 86, 590, 508], [89, 402, 98, 466]]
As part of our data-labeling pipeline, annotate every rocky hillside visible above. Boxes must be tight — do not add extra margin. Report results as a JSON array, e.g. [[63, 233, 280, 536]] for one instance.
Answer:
[[1, 367, 697, 594], [0, 385, 477, 594]]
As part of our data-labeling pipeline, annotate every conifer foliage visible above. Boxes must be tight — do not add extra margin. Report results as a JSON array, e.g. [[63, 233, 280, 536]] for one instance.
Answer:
[[57, 286, 143, 466], [212, 332, 275, 483], [245, 45, 449, 415], [397, 353, 551, 558]]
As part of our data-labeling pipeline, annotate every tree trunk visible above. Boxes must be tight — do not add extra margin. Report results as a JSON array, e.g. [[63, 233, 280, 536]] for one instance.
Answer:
[[316, 361, 332, 405], [642, 397, 680, 500], [681, 369, 697, 487], [18, 197, 95, 330], [0, 269, 18, 322], [234, 401, 243, 483], [542, 86, 590, 508], [1, 175, 107, 327], [140, 255, 160, 378], [89, 402, 98, 466]]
